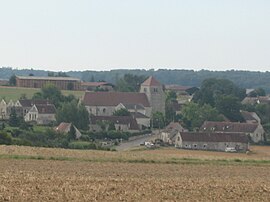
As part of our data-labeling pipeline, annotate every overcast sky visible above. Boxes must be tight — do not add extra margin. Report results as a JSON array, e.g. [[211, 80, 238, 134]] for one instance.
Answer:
[[0, 0, 269, 72]]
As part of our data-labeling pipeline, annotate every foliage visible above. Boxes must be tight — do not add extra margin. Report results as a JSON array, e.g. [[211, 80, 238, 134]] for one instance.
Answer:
[[9, 74, 16, 86], [181, 102, 223, 130], [56, 101, 89, 130], [68, 141, 97, 150], [215, 95, 243, 122], [255, 104, 270, 124], [116, 74, 147, 92], [0, 132, 12, 145], [67, 124, 77, 141], [152, 112, 165, 129], [8, 108, 21, 127], [165, 91, 178, 124], [113, 108, 131, 116], [193, 78, 246, 107]]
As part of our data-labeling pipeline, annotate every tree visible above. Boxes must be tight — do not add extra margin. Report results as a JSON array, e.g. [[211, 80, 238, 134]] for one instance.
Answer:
[[193, 78, 246, 107], [40, 83, 63, 107], [67, 82, 74, 90], [152, 112, 165, 129], [56, 101, 89, 130], [113, 108, 131, 116], [181, 102, 223, 130], [8, 108, 20, 127], [116, 74, 147, 92], [0, 132, 12, 145], [215, 95, 243, 122], [9, 74, 16, 86]]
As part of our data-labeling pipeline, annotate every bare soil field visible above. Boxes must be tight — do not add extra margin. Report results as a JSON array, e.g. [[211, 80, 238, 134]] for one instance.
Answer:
[[0, 145, 270, 201]]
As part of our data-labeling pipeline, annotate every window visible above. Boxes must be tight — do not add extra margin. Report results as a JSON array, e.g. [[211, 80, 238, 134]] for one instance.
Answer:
[[193, 144, 197, 148], [203, 144, 207, 148], [177, 136, 180, 141], [103, 108, 106, 113], [153, 88, 158, 92], [144, 88, 147, 92]]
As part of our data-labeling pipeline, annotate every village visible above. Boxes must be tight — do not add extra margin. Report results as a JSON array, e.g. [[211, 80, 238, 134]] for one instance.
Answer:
[[0, 74, 268, 153]]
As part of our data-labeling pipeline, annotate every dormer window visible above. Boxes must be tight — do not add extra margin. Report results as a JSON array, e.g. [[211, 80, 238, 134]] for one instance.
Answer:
[[153, 88, 158, 92]]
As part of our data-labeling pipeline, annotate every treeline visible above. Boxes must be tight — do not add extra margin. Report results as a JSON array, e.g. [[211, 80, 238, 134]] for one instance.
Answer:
[[2, 67, 270, 92]]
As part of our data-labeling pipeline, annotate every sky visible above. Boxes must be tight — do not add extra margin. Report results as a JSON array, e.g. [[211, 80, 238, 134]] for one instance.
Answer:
[[0, 0, 270, 72]]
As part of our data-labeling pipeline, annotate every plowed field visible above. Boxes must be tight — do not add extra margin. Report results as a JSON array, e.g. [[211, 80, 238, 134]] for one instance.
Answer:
[[1, 145, 270, 201]]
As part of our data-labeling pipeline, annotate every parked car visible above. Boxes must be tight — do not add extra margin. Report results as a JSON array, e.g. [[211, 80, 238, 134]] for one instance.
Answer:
[[225, 147, 237, 152]]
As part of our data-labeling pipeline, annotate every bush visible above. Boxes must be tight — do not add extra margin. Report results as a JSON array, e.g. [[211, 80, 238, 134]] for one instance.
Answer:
[[0, 132, 12, 145], [68, 141, 97, 150]]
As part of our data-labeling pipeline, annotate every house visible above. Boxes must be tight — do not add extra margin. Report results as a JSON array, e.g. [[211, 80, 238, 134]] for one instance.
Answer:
[[16, 76, 81, 90], [6, 100, 23, 118], [81, 82, 114, 91], [165, 85, 199, 96], [89, 116, 140, 132], [24, 104, 56, 125], [19, 99, 52, 117], [130, 112, 150, 129], [242, 96, 270, 105], [200, 121, 265, 143], [241, 111, 261, 124], [55, 122, 82, 139], [0, 99, 7, 119], [173, 132, 249, 152], [160, 122, 188, 144]]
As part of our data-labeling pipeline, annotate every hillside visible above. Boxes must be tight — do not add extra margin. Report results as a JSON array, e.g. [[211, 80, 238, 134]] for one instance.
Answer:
[[1, 67, 270, 92]]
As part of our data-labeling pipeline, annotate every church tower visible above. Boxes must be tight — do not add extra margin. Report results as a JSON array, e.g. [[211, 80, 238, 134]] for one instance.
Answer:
[[140, 76, 165, 116]]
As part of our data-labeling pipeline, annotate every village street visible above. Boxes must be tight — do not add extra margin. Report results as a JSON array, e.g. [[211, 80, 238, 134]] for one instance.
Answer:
[[116, 131, 160, 151]]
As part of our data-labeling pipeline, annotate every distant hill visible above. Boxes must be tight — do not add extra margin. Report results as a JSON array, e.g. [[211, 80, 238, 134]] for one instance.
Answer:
[[1, 67, 270, 92]]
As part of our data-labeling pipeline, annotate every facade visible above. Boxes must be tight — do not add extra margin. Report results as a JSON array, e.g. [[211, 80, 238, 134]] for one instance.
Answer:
[[160, 122, 188, 144], [0, 99, 7, 119], [200, 121, 265, 143], [140, 76, 165, 115], [55, 122, 82, 139], [16, 76, 81, 90], [174, 132, 249, 152], [82, 91, 151, 117], [89, 116, 140, 132], [24, 104, 56, 125]]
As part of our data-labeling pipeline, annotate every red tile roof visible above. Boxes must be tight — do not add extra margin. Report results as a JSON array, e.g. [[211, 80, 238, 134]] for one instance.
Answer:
[[200, 121, 258, 133], [55, 122, 71, 133], [180, 132, 249, 143], [83, 92, 150, 107], [141, 76, 162, 86]]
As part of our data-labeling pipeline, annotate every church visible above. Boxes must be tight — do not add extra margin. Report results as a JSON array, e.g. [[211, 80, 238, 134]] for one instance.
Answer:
[[82, 76, 166, 129]]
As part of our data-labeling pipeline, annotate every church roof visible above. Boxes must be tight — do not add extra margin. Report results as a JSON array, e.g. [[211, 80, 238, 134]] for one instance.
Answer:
[[83, 92, 150, 107], [141, 76, 162, 86]]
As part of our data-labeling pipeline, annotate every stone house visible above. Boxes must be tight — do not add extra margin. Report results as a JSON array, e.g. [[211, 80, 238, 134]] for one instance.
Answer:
[[55, 122, 82, 139], [130, 112, 151, 129], [0, 99, 7, 120], [173, 132, 249, 152], [200, 121, 265, 143], [89, 116, 140, 133], [240, 111, 261, 124], [19, 99, 52, 117], [160, 122, 188, 144], [24, 104, 56, 125], [6, 100, 23, 118]]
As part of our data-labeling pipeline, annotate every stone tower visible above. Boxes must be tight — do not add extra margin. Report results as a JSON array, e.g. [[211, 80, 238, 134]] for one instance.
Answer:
[[140, 76, 165, 116]]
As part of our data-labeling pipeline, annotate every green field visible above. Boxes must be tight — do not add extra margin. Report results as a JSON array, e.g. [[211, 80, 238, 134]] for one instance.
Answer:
[[0, 86, 85, 101]]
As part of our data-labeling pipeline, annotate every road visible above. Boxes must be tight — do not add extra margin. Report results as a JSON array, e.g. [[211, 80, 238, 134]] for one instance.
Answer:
[[116, 132, 159, 151]]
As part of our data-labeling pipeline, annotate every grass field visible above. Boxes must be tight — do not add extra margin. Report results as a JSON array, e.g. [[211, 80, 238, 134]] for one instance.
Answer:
[[0, 145, 270, 201], [0, 86, 85, 101]]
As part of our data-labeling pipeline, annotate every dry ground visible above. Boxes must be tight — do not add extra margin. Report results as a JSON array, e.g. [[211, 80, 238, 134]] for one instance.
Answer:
[[0, 145, 270, 201]]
